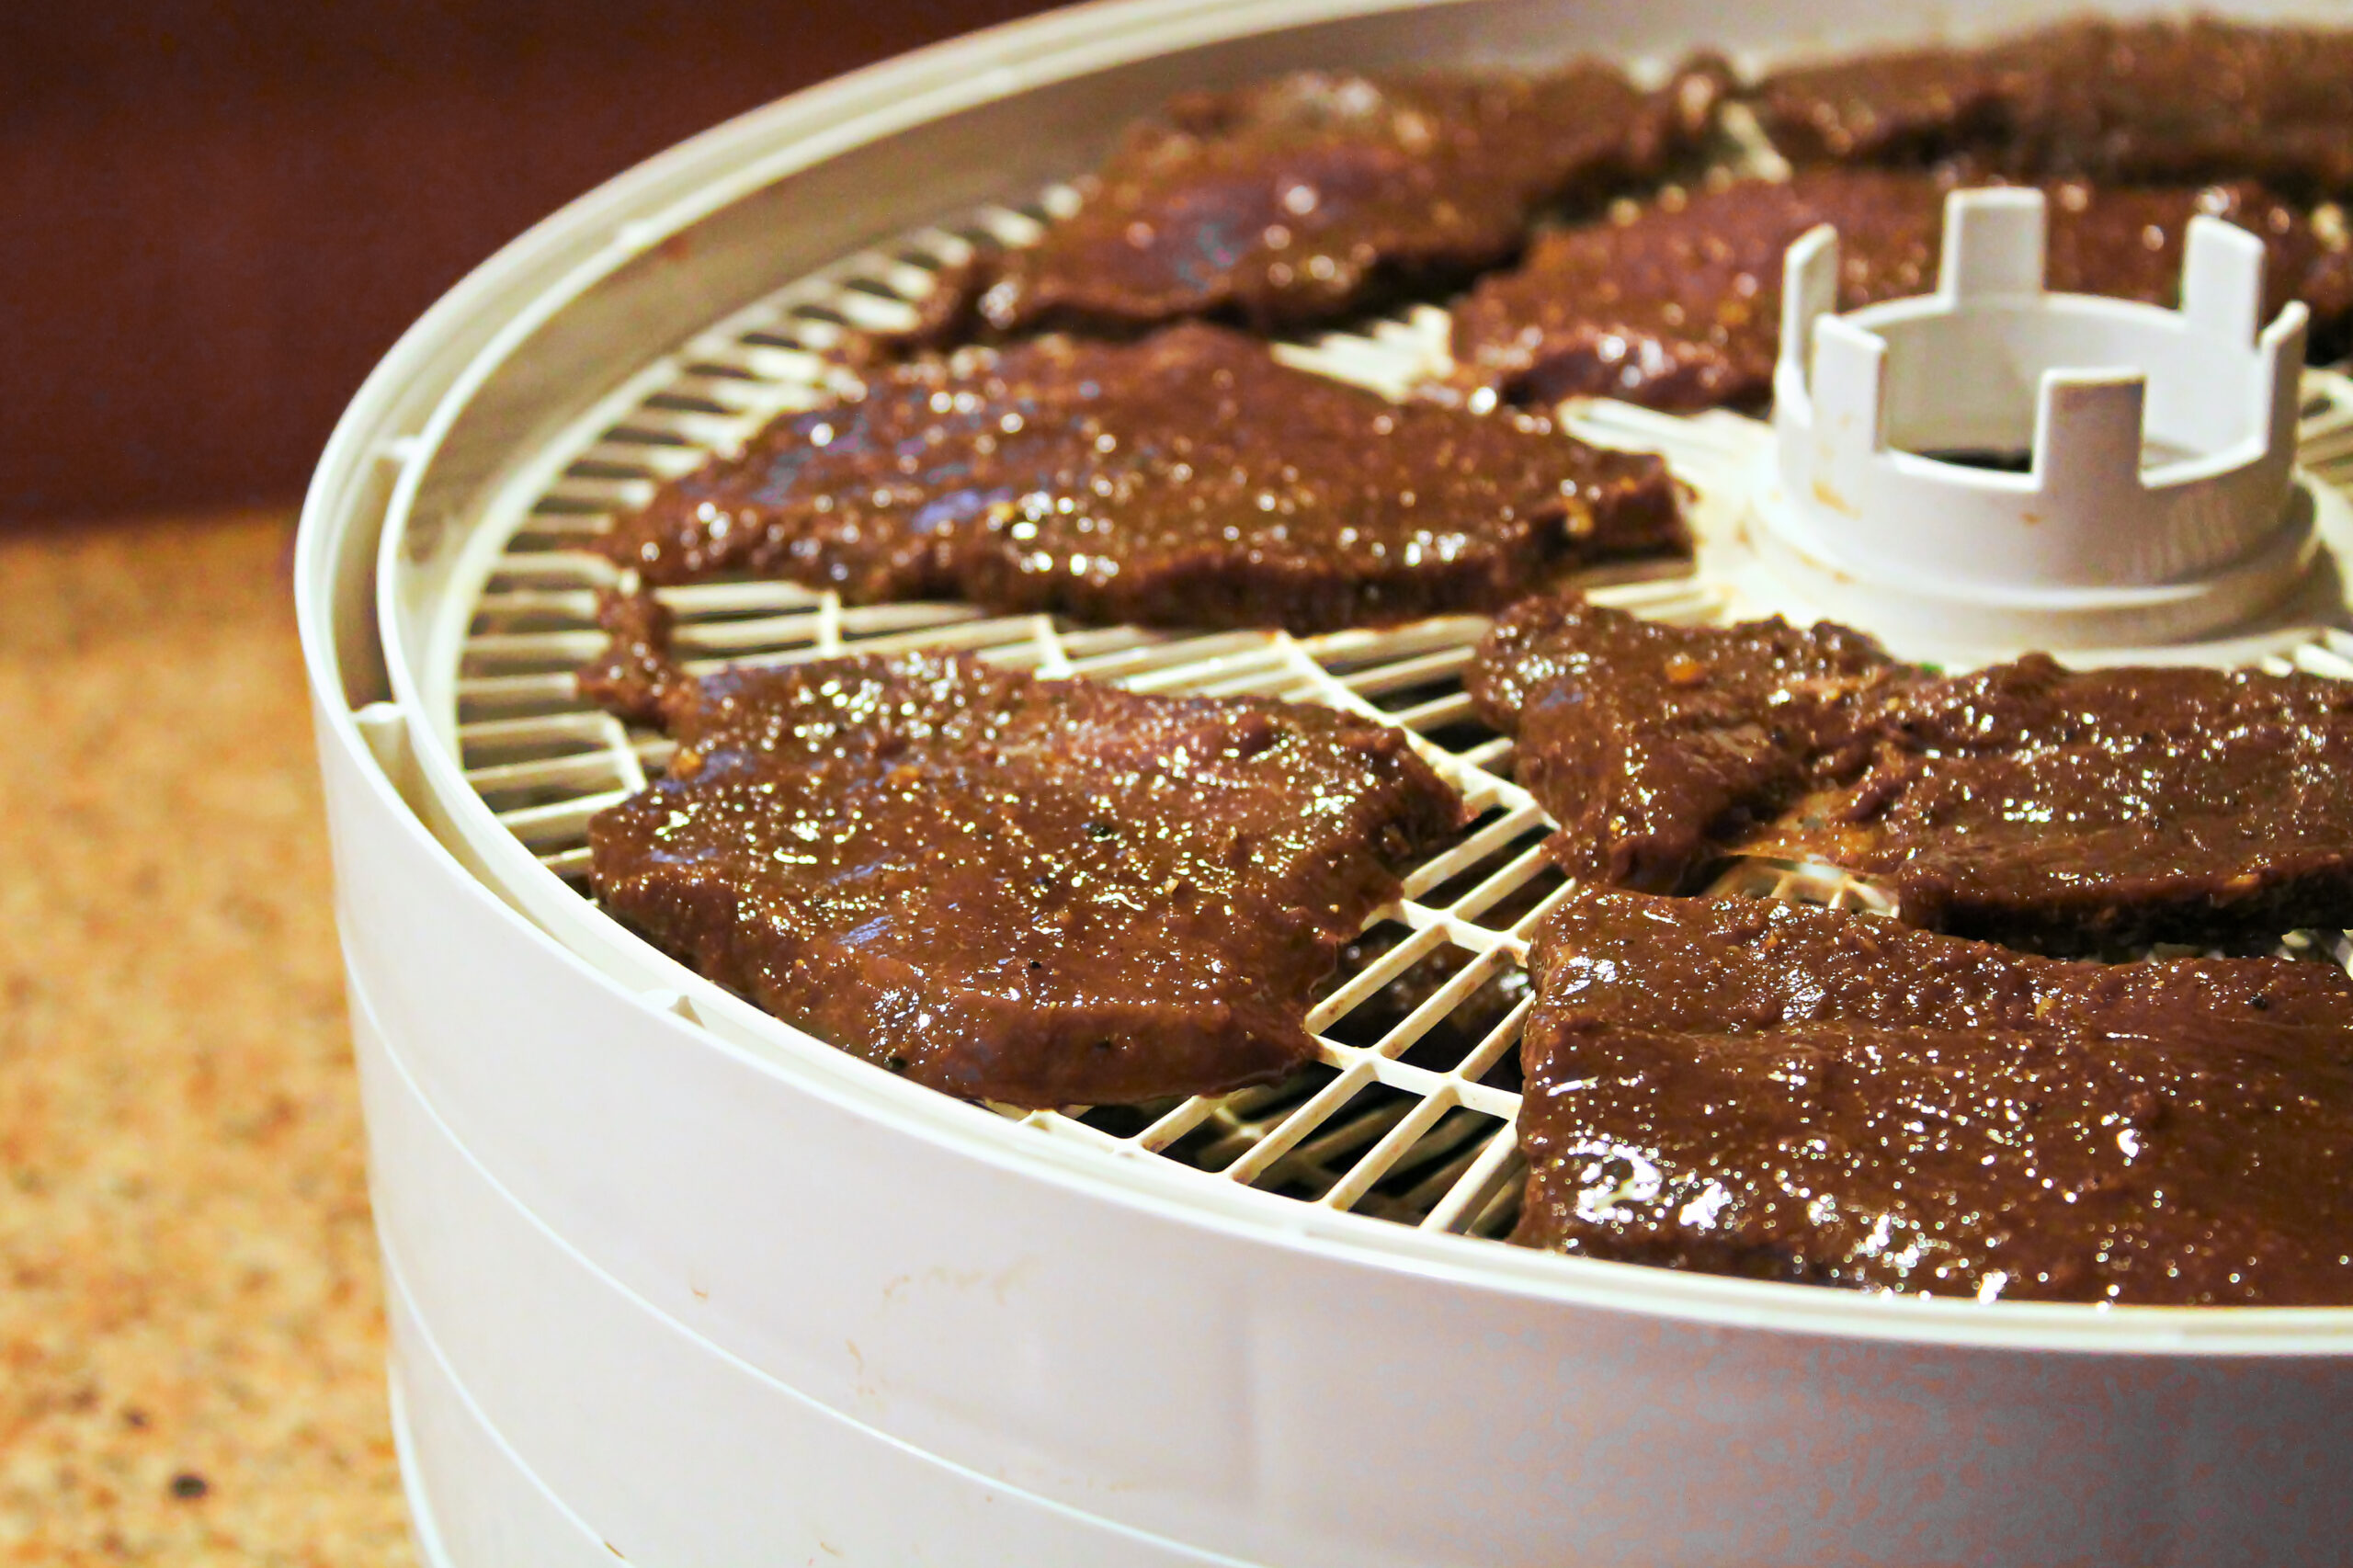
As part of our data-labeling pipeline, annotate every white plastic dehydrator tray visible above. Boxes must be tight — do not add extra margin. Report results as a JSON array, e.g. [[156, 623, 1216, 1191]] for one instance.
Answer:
[[299, 2, 2353, 1564]]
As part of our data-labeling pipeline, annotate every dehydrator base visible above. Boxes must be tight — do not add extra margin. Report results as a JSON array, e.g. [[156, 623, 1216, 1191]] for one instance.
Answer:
[[329, 719, 2353, 1565]]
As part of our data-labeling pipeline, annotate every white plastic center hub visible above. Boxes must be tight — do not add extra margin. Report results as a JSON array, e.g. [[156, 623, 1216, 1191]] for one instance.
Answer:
[[1750, 186, 2315, 649]]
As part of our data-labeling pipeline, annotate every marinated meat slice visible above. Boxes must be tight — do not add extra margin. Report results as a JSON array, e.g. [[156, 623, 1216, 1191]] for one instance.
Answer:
[[1514, 886, 2353, 1303], [1751, 654, 2353, 953], [1471, 595, 2353, 952], [933, 59, 1729, 340], [574, 585, 682, 730], [585, 650, 1463, 1108], [1464, 593, 1902, 892], [1748, 40, 2024, 172], [1452, 170, 2353, 411], [596, 323, 1688, 631], [1750, 17, 2353, 199]]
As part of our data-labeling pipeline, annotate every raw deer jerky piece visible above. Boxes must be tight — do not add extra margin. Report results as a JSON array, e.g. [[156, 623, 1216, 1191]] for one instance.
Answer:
[[1452, 170, 2353, 411], [574, 585, 680, 730], [1465, 593, 1903, 891], [1750, 653, 2353, 953], [1515, 887, 2353, 1304], [586, 650, 1462, 1108], [935, 59, 1728, 340], [1472, 597, 2353, 951], [597, 323, 1686, 631], [1750, 17, 2353, 199]]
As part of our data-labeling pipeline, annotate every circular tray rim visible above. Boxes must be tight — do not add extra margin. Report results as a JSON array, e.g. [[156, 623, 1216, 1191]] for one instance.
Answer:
[[306, 0, 2353, 1349]]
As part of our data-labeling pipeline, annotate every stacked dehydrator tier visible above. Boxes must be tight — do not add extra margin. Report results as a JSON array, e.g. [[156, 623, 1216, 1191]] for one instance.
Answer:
[[298, 1, 2353, 1563]]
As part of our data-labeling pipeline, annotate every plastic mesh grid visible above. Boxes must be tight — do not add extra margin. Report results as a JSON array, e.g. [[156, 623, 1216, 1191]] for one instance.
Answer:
[[443, 182, 2353, 1244]]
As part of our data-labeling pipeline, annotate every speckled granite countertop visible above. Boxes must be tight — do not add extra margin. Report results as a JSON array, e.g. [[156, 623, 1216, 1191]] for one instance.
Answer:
[[0, 512, 414, 1565]]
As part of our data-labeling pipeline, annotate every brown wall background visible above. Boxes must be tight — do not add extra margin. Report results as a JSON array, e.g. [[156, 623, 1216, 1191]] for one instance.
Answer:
[[0, 1, 1055, 524]]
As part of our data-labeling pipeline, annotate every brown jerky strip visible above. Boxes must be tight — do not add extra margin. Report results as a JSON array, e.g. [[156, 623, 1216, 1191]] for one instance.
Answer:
[[1750, 17, 2353, 199], [1514, 886, 2353, 1304], [596, 323, 1687, 632], [1470, 595, 2353, 952], [585, 645, 1463, 1108], [1453, 170, 2353, 412], [1465, 593, 1902, 892], [931, 58, 1729, 341], [1752, 653, 2353, 953]]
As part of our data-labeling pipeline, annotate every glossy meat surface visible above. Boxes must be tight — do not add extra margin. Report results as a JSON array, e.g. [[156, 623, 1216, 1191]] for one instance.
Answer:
[[597, 324, 1687, 631], [938, 61, 1727, 338], [585, 651, 1462, 1108], [1516, 888, 2353, 1303], [1452, 170, 2353, 411], [1750, 17, 2353, 198], [1755, 653, 2353, 952], [1470, 597, 2353, 950], [1465, 593, 1900, 892]]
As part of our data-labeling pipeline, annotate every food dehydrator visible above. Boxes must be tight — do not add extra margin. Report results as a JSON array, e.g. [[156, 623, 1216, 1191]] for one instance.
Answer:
[[296, 1, 2353, 1562]]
